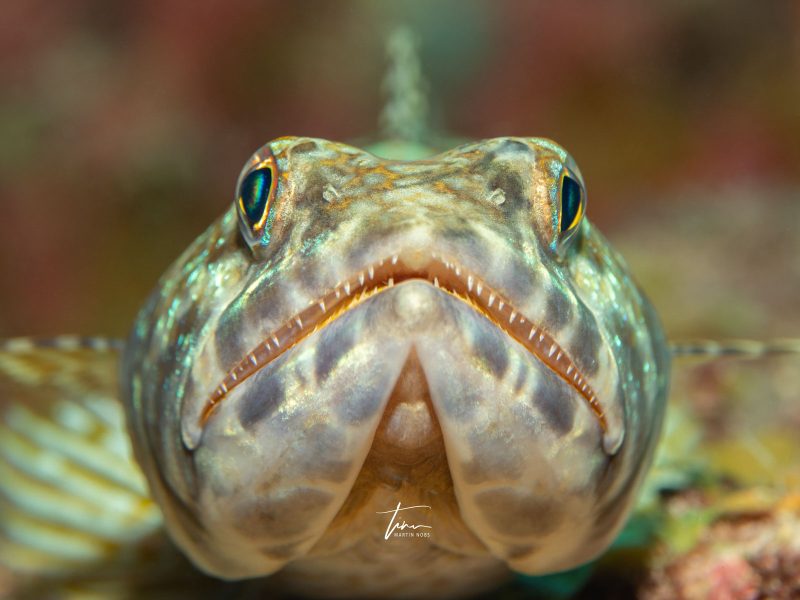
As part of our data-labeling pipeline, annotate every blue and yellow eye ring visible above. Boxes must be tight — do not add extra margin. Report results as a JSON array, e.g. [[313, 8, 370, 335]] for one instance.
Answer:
[[238, 149, 278, 236]]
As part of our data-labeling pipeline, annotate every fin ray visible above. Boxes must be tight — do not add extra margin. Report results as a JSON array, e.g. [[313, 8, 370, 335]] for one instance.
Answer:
[[670, 338, 800, 359], [0, 337, 163, 585], [3, 403, 149, 491]]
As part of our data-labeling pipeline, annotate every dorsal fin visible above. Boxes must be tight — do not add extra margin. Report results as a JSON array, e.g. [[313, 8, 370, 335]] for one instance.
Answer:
[[368, 27, 439, 160], [379, 27, 429, 144]]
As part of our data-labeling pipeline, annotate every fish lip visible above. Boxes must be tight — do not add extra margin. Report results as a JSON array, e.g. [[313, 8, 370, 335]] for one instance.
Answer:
[[199, 251, 607, 435]]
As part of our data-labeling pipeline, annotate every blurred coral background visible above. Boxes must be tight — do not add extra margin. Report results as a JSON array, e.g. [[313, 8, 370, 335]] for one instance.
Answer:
[[1, 0, 798, 339]]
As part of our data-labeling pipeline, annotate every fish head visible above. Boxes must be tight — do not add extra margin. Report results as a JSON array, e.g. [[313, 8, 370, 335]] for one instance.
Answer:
[[122, 136, 669, 580]]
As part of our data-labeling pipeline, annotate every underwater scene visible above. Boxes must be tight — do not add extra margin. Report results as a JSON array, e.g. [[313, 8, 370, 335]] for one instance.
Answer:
[[1, 2, 799, 598]]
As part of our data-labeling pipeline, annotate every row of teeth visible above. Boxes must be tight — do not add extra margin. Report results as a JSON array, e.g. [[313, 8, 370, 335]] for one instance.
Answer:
[[201, 252, 605, 431], [204, 255, 406, 411]]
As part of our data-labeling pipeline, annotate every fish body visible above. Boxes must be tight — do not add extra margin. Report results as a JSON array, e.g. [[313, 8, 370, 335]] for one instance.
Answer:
[[116, 135, 669, 597]]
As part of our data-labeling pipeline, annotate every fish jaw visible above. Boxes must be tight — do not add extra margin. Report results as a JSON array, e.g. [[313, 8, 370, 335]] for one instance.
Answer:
[[153, 278, 627, 579]]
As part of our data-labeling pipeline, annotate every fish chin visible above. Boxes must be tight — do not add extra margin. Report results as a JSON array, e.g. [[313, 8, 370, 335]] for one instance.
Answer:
[[415, 300, 616, 573], [177, 281, 623, 579], [179, 282, 445, 577]]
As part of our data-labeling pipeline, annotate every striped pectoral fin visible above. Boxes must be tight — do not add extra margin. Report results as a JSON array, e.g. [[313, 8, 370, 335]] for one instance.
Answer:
[[0, 337, 164, 584]]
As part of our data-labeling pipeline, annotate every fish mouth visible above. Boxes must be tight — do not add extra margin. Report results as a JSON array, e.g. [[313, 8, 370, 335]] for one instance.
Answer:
[[200, 251, 606, 432]]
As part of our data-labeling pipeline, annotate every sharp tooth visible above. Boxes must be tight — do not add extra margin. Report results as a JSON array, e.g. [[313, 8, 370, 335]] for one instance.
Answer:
[[467, 275, 474, 292], [368, 266, 374, 280], [455, 266, 461, 277], [528, 326, 537, 340], [519, 317, 525, 324], [358, 272, 365, 286], [434, 276, 440, 288], [566, 365, 574, 375], [581, 384, 588, 392], [509, 311, 516, 324], [295, 316, 303, 329], [220, 382, 228, 393], [391, 255, 398, 265], [538, 333, 545, 343], [319, 300, 326, 312], [388, 277, 394, 287], [555, 351, 562, 361], [230, 371, 238, 381], [272, 335, 280, 347], [248, 354, 257, 366], [548, 344, 557, 357], [488, 293, 495, 307], [498, 301, 505, 311], [335, 288, 341, 299], [476, 283, 483, 295], [344, 282, 351, 295]]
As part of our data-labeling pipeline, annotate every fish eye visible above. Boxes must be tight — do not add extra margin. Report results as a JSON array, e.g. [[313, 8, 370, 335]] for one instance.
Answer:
[[558, 169, 585, 241], [236, 149, 278, 246], [240, 167, 273, 225]]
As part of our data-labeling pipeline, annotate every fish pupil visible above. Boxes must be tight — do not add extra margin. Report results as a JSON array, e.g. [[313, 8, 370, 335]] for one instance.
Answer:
[[240, 167, 273, 225], [560, 174, 582, 233]]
